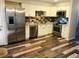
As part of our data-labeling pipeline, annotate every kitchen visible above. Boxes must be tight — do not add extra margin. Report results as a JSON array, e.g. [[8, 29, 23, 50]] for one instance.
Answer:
[[4, 0, 71, 44], [0, 0, 78, 58]]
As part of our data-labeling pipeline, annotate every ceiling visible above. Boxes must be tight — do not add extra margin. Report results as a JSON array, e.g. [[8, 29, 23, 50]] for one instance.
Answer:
[[6, 0, 70, 4]]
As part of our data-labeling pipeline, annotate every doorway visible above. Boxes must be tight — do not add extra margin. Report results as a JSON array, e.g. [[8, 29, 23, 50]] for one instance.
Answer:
[[75, 9, 79, 41]]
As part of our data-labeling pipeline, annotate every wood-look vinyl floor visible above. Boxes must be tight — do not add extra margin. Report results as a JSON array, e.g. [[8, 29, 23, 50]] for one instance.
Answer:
[[2, 35, 78, 58]]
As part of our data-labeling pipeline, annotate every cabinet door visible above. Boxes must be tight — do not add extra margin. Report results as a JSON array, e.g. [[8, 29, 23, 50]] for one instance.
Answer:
[[43, 25, 47, 35], [25, 26, 29, 39], [47, 24, 53, 34], [38, 25, 44, 37], [38, 25, 46, 37]]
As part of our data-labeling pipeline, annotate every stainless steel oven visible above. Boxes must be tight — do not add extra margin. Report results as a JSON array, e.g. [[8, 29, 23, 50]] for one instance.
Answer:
[[30, 25, 38, 39], [53, 23, 62, 37]]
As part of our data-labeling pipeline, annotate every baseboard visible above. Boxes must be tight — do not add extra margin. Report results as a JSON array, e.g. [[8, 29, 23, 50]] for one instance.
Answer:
[[65, 37, 75, 42], [38, 33, 53, 38]]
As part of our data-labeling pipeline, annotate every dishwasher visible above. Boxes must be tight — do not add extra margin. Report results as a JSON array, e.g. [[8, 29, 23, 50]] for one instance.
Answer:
[[30, 25, 38, 39]]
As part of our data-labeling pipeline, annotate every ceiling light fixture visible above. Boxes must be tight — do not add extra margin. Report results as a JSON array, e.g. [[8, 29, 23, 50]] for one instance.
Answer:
[[54, 0, 58, 2]]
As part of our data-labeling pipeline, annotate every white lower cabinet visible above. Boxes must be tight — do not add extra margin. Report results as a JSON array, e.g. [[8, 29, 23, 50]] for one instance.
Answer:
[[38, 23, 53, 37], [25, 25, 29, 40], [25, 23, 53, 39], [38, 25, 45, 37]]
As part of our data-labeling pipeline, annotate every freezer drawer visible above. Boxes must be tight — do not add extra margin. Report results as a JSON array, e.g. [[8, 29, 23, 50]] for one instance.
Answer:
[[8, 33, 17, 44], [16, 27, 25, 42], [16, 34, 25, 42]]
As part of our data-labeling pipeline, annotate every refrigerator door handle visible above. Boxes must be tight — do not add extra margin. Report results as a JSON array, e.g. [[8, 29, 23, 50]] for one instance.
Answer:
[[0, 26, 3, 31]]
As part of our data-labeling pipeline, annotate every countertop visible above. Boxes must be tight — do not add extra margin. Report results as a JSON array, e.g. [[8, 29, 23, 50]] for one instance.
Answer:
[[25, 22, 53, 26]]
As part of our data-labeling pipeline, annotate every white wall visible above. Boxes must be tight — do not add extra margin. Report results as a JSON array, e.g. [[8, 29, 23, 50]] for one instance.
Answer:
[[0, 0, 8, 45], [22, 1, 72, 40], [22, 1, 71, 17], [22, 1, 56, 16], [69, 0, 79, 40], [55, 2, 71, 17]]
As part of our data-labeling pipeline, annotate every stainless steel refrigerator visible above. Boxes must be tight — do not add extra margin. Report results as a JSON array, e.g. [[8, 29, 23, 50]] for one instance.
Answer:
[[6, 7, 25, 44]]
